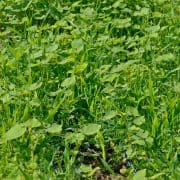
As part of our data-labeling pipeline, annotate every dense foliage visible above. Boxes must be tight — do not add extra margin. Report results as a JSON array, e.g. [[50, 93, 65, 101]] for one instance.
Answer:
[[0, 0, 179, 179]]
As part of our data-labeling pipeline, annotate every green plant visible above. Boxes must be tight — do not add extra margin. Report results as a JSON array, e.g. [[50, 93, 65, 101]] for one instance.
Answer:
[[0, 0, 179, 179]]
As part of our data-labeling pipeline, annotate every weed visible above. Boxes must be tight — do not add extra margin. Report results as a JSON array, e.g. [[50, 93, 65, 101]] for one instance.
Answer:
[[0, 0, 179, 179]]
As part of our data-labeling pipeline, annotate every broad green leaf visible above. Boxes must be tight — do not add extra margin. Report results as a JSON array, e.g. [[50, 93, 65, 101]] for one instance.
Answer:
[[133, 116, 145, 126], [83, 7, 94, 17], [21, 105, 29, 121], [133, 8, 149, 16], [79, 164, 93, 173], [145, 25, 160, 33], [174, 83, 180, 93], [102, 84, 115, 94], [61, 76, 76, 88], [113, 18, 131, 28], [65, 132, 85, 143], [111, 46, 124, 53], [46, 44, 58, 52], [29, 99, 41, 107], [140, 7, 150, 15], [48, 89, 62, 97], [120, 168, 128, 176], [74, 63, 88, 74], [156, 53, 174, 62], [146, 137, 153, 145], [96, 65, 112, 75], [156, 0, 167, 4], [25, 82, 43, 91], [136, 129, 149, 139], [58, 56, 76, 65], [71, 39, 84, 52], [133, 169, 147, 180], [46, 124, 62, 135], [126, 106, 139, 116], [112, 0, 124, 8], [81, 124, 101, 136], [110, 60, 140, 73], [97, 35, 109, 42], [1, 94, 12, 104], [132, 139, 145, 146], [31, 50, 43, 59], [100, 74, 119, 83], [129, 125, 140, 131], [110, 64, 124, 73], [153, 11, 163, 17], [27, 25, 38, 32], [4, 124, 26, 141], [24, 118, 41, 129], [103, 110, 117, 120], [175, 137, 180, 143]]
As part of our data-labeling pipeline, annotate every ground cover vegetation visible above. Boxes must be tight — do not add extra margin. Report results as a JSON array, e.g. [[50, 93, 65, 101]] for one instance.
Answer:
[[0, 0, 179, 179]]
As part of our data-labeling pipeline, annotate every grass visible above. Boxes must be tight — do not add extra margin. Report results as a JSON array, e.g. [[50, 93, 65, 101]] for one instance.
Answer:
[[0, 0, 179, 179]]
